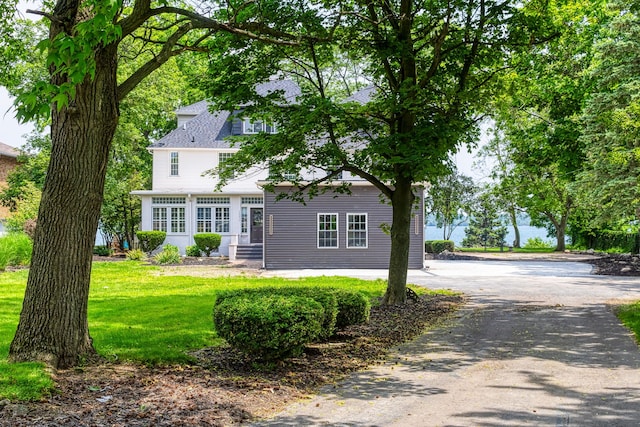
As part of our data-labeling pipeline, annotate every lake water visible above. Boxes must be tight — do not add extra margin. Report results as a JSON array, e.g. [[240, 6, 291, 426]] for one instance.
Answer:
[[425, 225, 554, 248]]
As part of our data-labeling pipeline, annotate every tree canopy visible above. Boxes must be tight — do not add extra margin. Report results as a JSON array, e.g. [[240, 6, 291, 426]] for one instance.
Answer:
[[1, 0, 559, 368], [204, 0, 556, 302]]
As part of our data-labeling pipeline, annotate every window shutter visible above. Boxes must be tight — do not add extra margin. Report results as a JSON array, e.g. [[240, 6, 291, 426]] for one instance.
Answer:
[[231, 118, 242, 135]]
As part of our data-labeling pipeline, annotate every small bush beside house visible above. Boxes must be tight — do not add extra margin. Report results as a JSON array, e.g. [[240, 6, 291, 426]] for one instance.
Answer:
[[425, 240, 455, 253], [136, 231, 166, 253], [154, 244, 182, 264], [193, 233, 222, 257], [185, 245, 202, 257], [125, 249, 147, 261]]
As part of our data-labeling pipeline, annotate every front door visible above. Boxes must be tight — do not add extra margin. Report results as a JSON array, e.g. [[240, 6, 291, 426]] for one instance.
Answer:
[[250, 208, 263, 243]]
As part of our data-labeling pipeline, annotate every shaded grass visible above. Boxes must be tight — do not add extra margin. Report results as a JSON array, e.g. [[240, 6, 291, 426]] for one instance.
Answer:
[[616, 301, 640, 343], [0, 261, 398, 400]]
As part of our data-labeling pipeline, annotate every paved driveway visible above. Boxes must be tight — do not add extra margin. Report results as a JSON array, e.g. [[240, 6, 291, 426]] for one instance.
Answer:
[[257, 260, 640, 426]]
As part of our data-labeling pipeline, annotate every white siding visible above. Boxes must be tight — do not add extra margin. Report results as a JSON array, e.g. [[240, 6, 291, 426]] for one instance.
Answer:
[[152, 148, 269, 193]]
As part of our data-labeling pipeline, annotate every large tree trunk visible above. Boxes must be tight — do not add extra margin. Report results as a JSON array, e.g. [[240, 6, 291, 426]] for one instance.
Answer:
[[9, 43, 119, 369], [509, 207, 521, 248], [383, 177, 415, 305], [555, 216, 567, 252]]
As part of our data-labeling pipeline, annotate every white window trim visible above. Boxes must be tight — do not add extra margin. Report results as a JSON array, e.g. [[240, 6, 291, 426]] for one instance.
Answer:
[[317, 213, 339, 249], [243, 118, 277, 134], [152, 205, 186, 235], [169, 152, 179, 177], [346, 213, 368, 249], [195, 205, 231, 234], [243, 119, 263, 134]]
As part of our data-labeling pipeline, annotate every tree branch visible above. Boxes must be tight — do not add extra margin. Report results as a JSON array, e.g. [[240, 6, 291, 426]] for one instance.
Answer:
[[117, 23, 195, 101]]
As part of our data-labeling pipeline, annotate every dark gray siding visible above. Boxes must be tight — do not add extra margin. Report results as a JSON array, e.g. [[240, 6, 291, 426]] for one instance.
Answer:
[[264, 185, 424, 269]]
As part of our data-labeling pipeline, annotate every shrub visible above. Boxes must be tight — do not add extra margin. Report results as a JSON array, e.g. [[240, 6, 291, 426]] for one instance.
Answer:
[[193, 233, 222, 257], [606, 247, 628, 254], [425, 240, 455, 253], [185, 245, 202, 257], [154, 244, 182, 264], [332, 289, 371, 329], [93, 245, 112, 256], [523, 237, 554, 249], [125, 249, 147, 261], [5, 182, 41, 235], [214, 294, 324, 360], [136, 231, 166, 253], [216, 287, 338, 340], [0, 233, 33, 270], [425, 241, 433, 253]]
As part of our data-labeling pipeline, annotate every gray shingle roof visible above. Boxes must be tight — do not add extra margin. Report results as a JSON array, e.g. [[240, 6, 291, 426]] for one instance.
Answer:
[[151, 110, 233, 149], [174, 100, 209, 116], [151, 79, 302, 150], [255, 78, 301, 103], [345, 86, 376, 104]]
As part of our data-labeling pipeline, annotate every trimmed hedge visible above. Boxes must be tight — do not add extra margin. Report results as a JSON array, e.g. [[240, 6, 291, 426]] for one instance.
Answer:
[[136, 231, 166, 253], [333, 289, 371, 329], [214, 294, 324, 360], [186, 245, 202, 257], [216, 287, 338, 340], [425, 240, 455, 253], [193, 233, 222, 256], [214, 287, 371, 359]]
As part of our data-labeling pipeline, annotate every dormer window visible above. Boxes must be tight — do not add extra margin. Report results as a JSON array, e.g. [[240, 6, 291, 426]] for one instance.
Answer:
[[243, 119, 277, 134]]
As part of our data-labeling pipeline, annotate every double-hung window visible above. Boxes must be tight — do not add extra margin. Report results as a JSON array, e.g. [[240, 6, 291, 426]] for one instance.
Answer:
[[218, 152, 235, 178], [151, 197, 186, 233], [196, 197, 230, 233], [317, 213, 338, 248], [152, 207, 167, 232], [347, 213, 368, 248], [170, 152, 179, 176], [196, 207, 212, 233]]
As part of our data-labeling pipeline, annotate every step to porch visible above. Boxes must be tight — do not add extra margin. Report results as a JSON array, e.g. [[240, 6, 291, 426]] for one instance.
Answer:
[[236, 245, 263, 260]]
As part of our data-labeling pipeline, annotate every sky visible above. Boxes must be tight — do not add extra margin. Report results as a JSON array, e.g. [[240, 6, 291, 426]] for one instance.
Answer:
[[0, 88, 34, 148], [1, 1, 35, 148]]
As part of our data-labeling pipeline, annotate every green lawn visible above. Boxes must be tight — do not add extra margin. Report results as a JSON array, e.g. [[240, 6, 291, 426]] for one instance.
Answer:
[[0, 261, 391, 401], [617, 302, 640, 344]]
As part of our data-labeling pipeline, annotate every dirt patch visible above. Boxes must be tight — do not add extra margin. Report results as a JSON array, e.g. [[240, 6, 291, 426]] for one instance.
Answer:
[[0, 294, 463, 426], [587, 253, 640, 276]]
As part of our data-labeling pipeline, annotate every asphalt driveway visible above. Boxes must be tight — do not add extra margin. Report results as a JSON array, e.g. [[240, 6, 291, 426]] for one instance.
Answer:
[[256, 260, 640, 426]]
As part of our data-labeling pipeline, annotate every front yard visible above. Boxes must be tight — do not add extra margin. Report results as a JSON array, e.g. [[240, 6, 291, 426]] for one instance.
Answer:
[[0, 261, 462, 425]]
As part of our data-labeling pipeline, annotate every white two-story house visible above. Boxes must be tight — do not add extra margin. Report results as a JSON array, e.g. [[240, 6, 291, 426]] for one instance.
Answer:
[[133, 80, 425, 268]]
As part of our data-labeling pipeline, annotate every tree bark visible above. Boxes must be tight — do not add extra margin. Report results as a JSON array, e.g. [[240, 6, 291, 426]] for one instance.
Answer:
[[509, 207, 521, 248], [383, 177, 416, 305], [9, 43, 119, 369], [555, 215, 567, 252]]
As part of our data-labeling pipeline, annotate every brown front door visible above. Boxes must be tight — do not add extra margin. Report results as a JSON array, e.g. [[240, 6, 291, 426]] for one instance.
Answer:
[[250, 208, 263, 243]]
